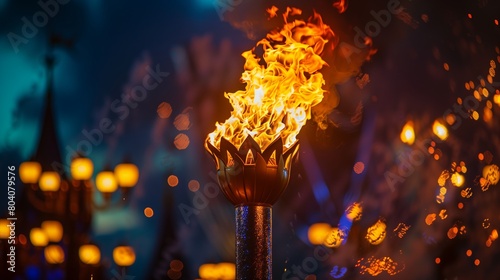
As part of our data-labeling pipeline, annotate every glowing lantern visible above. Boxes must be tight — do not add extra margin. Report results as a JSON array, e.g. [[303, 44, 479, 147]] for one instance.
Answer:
[[0, 219, 9, 239], [19, 161, 42, 184], [482, 164, 499, 185], [114, 163, 139, 188], [365, 220, 387, 245], [30, 228, 48, 247], [44, 245, 65, 264], [450, 172, 465, 187], [39, 171, 61, 192], [432, 120, 448, 141], [79, 244, 100, 265], [70, 157, 94, 180], [41, 220, 63, 242], [323, 227, 345, 248], [95, 171, 118, 193], [113, 246, 136, 267], [345, 202, 363, 221], [400, 121, 415, 145], [307, 223, 331, 245]]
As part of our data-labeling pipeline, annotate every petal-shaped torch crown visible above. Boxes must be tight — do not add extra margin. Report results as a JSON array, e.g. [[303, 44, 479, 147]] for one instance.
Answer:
[[205, 136, 299, 206]]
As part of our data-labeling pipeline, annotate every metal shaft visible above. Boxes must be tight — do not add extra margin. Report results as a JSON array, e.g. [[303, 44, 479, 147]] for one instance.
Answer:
[[235, 204, 272, 280]]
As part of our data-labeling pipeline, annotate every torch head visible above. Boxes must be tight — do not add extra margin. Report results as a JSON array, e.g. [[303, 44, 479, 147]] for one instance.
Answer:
[[205, 136, 299, 206]]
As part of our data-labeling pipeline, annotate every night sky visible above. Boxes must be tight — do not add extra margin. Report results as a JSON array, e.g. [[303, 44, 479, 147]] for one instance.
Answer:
[[1, 0, 500, 279]]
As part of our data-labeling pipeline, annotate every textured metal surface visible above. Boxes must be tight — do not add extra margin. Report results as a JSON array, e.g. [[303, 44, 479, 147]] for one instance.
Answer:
[[236, 205, 272, 280]]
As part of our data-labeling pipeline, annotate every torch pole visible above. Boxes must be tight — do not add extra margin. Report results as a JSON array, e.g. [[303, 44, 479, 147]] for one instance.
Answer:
[[235, 204, 272, 280]]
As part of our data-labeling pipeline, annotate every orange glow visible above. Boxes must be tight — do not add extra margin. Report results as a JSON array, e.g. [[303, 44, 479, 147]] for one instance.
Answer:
[[19, 161, 42, 184], [483, 164, 500, 185], [428, 147, 435, 154], [45, 245, 65, 264], [144, 207, 154, 218], [39, 171, 61, 192], [188, 180, 200, 192], [451, 172, 465, 187], [157, 102, 172, 119], [167, 175, 179, 187], [30, 228, 48, 247], [353, 162, 365, 174], [443, 63, 449, 71], [113, 246, 136, 267], [114, 163, 139, 188], [425, 214, 437, 225], [174, 133, 190, 150], [70, 157, 94, 181], [41, 220, 63, 243], [466, 249, 472, 257], [345, 202, 363, 221], [356, 256, 404, 276], [474, 259, 480, 266], [400, 121, 415, 145], [308, 223, 331, 245], [323, 227, 345, 248], [96, 171, 118, 193], [495, 19, 499, 25], [439, 209, 448, 220], [174, 111, 191, 131], [0, 219, 10, 239], [432, 120, 448, 141], [447, 226, 458, 239], [467, 13, 472, 19], [458, 202, 464, 209], [435, 257, 441, 264], [365, 219, 386, 245], [79, 244, 100, 265], [199, 263, 236, 280], [207, 8, 334, 151]]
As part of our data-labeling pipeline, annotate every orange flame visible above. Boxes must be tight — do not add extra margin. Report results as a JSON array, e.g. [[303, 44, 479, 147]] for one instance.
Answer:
[[207, 7, 335, 150], [333, 0, 348, 14]]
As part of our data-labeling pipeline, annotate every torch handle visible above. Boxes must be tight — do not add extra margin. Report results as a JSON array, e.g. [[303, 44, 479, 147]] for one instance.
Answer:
[[235, 205, 272, 280]]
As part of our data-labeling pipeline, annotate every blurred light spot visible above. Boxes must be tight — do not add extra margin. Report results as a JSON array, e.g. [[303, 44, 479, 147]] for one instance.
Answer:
[[483, 164, 500, 185], [353, 162, 365, 174], [425, 214, 437, 225], [188, 180, 200, 192], [474, 90, 481, 100], [432, 120, 448, 140], [478, 153, 484, 160], [365, 219, 386, 245], [472, 111, 479, 120], [451, 173, 465, 187], [483, 218, 490, 229], [174, 133, 190, 150], [439, 209, 447, 220], [345, 202, 363, 221], [19, 234, 27, 245], [447, 226, 458, 239], [487, 229, 498, 247], [435, 257, 441, 264], [308, 223, 331, 245], [157, 102, 172, 119], [494, 93, 500, 106], [170, 259, 184, 272], [144, 207, 154, 218], [483, 107, 493, 122], [486, 100, 493, 109], [431, 141, 436, 147], [393, 223, 410, 238], [167, 175, 179, 187], [330, 266, 347, 278], [434, 154, 440, 160], [466, 250, 472, 257], [167, 269, 182, 279], [421, 14, 429, 22], [461, 188, 472, 198], [356, 256, 404, 276], [467, 13, 472, 19], [495, 19, 499, 25], [323, 227, 345, 248], [428, 147, 435, 154], [443, 63, 449, 71], [400, 121, 415, 145], [174, 112, 191, 131], [465, 82, 471, 90], [474, 259, 480, 266], [457, 202, 464, 209], [445, 114, 456, 126]]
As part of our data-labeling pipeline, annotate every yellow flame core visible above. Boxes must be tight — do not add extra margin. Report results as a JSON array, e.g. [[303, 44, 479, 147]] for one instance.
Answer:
[[207, 8, 333, 150]]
